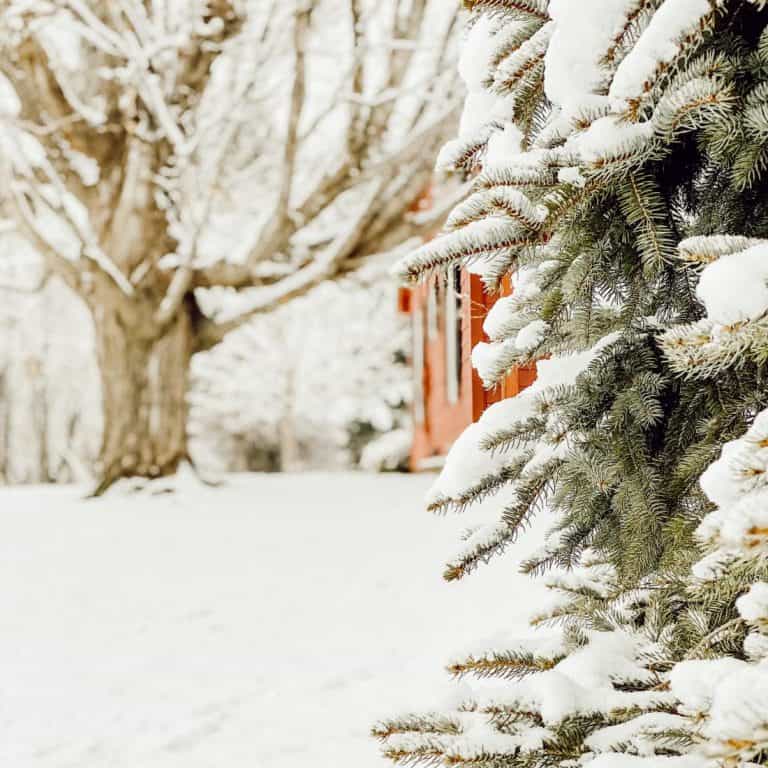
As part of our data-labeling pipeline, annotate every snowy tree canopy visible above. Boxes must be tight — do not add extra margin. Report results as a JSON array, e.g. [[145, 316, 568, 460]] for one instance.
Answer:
[[0, 0, 461, 491]]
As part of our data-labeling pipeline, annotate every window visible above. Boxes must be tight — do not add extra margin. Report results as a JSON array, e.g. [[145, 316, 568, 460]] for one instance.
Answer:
[[445, 267, 462, 404], [427, 278, 438, 340], [413, 306, 426, 424]]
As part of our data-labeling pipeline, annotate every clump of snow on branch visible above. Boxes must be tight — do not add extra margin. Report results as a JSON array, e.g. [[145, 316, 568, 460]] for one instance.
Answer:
[[696, 243, 768, 325], [663, 237, 768, 377], [433, 332, 619, 508]]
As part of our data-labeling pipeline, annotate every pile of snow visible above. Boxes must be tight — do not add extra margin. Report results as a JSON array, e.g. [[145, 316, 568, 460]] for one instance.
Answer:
[[696, 243, 768, 325]]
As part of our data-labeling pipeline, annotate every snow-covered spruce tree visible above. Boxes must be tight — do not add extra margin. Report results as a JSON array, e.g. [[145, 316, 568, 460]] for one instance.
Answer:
[[374, 1, 768, 766]]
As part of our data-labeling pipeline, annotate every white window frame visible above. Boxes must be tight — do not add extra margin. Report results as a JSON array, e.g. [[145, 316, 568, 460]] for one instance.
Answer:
[[427, 279, 438, 340], [445, 268, 460, 405], [413, 306, 426, 424]]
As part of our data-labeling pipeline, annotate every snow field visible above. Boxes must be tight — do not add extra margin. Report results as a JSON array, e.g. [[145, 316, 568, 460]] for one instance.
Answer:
[[0, 473, 548, 767]]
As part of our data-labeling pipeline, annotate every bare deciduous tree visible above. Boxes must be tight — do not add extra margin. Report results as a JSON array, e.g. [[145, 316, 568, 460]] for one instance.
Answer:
[[0, 0, 460, 492]]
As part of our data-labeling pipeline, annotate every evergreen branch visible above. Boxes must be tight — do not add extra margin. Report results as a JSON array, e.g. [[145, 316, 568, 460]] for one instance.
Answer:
[[448, 649, 566, 681]]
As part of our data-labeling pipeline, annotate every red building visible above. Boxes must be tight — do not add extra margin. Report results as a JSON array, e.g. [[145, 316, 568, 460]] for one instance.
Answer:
[[398, 270, 537, 471]]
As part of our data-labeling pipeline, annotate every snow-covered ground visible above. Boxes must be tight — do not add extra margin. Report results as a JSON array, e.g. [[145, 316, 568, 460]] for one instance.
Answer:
[[0, 472, 548, 767]]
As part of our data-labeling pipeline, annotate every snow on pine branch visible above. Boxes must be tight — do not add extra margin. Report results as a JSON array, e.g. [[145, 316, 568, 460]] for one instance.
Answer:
[[427, 332, 620, 525], [662, 238, 768, 377], [692, 408, 768, 581], [394, 0, 737, 288], [608, 0, 722, 103], [377, 606, 685, 766], [1, 0, 465, 361], [397, 0, 748, 596]]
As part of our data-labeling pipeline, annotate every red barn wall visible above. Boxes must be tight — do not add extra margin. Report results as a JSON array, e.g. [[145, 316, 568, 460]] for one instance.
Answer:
[[404, 270, 537, 471]]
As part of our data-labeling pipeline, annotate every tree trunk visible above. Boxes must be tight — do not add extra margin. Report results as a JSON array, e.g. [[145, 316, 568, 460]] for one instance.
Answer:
[[92, 304, 193, 495]]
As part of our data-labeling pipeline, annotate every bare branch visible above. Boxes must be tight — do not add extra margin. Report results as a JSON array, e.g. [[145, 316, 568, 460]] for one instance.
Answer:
[[358, 179, 470, 258], [195, 181, 384, 351], [363, 0, 428, 144], [241, 3, 311, 267], [4, 0, 461, 357], [6, 184, 82, 295]]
